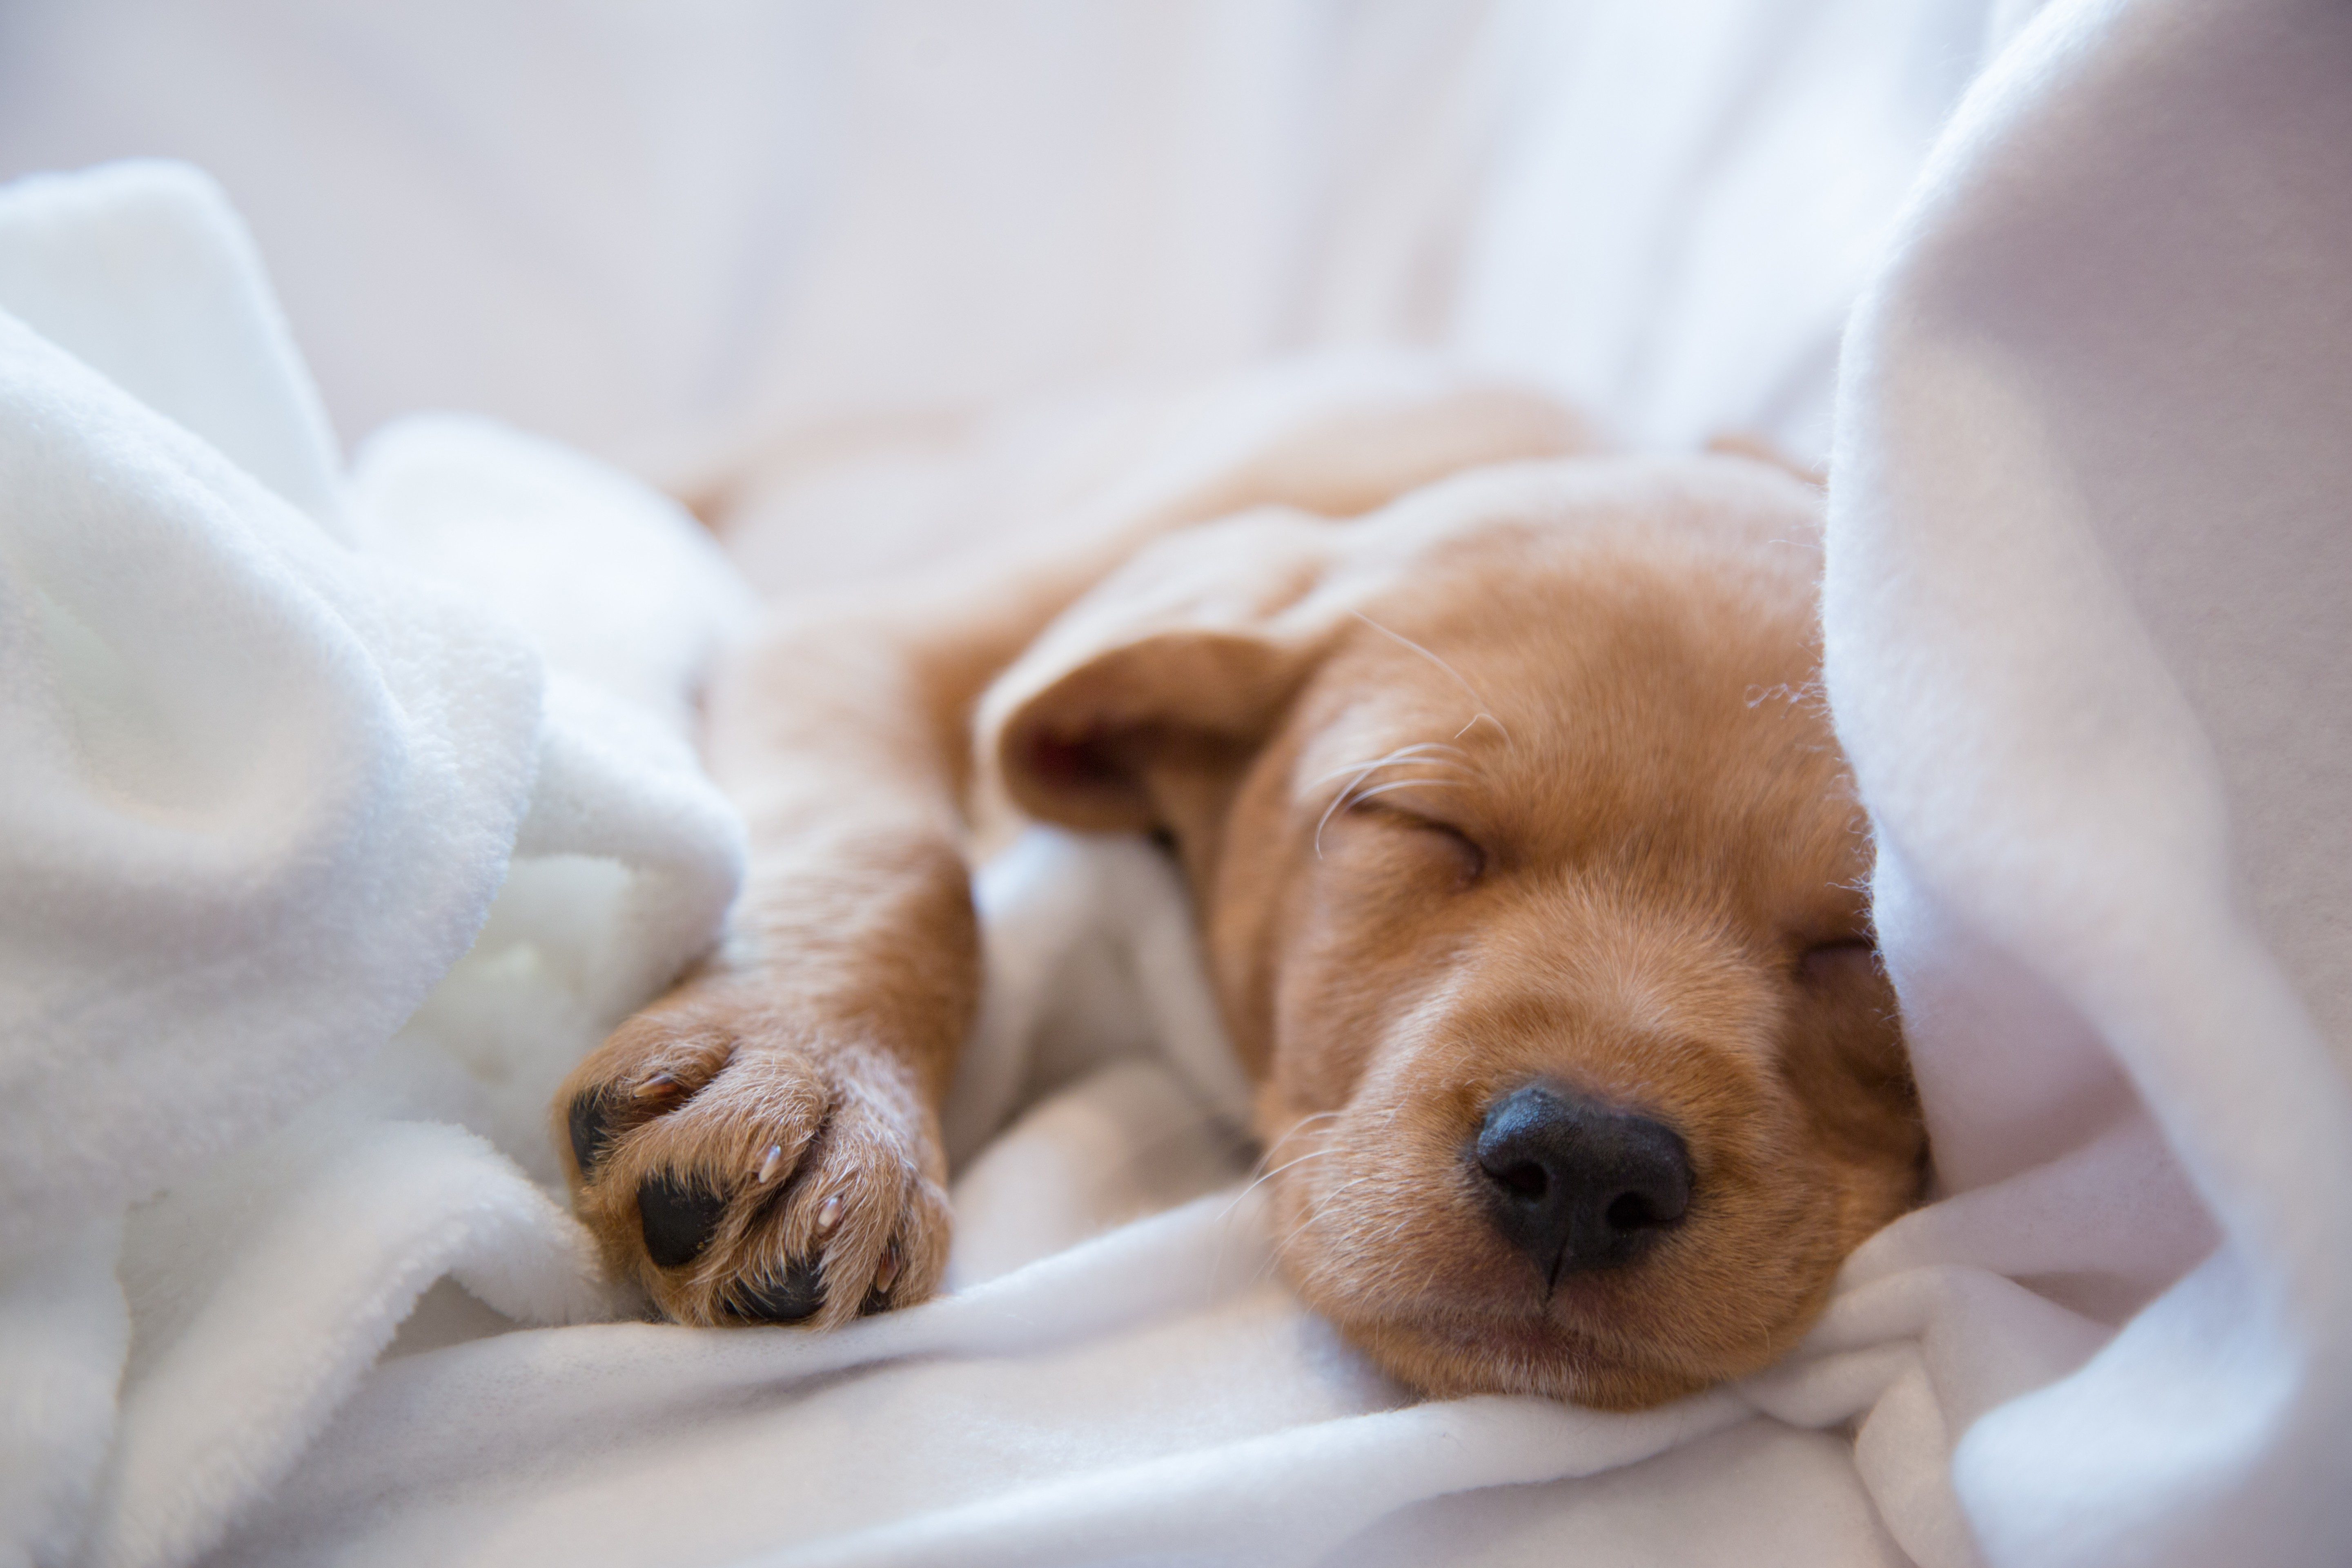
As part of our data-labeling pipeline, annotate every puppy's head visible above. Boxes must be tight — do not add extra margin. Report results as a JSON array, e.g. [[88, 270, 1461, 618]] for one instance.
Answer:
[[984, 455, 1925, 1409]]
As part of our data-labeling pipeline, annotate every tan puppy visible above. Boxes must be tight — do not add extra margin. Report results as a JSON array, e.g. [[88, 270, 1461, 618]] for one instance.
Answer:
[[552, 381, 1925, 1410]]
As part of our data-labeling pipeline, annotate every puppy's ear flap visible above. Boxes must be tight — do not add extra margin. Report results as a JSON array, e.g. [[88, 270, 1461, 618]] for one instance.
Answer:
[[979, 508, 1347, 832]]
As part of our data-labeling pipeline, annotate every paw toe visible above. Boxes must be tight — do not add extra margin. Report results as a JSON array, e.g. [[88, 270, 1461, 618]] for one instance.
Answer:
[[568, 1089, 621, 1180], [638, 1174, 729, 1269]]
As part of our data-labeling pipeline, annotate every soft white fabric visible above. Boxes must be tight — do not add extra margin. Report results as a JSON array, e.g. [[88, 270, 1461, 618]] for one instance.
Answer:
[[0, 1221, 126, 1568], [1822, 2, 2352, 1562], [0, 0, 2016, 490], [0, 165, 746, 1568], [3, 2, 2349, 1566], [0, 163, 540, 1263]]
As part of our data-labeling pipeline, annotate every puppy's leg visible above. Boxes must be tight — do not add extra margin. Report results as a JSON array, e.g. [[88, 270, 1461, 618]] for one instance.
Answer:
[[554, 374, 1590, 1326], [555, 600, 997, 1326]]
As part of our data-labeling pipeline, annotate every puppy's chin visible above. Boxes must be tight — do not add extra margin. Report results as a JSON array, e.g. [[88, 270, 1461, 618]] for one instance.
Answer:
[[1333, 1310, 1714, 1412], [1281, 1234, 1797, 1411]]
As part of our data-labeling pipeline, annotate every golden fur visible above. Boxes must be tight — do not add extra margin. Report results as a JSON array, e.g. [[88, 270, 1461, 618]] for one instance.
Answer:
[[552, 381, 1924, 1406]]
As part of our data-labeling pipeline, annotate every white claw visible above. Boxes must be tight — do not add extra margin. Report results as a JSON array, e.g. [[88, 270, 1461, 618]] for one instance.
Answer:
[[814, 1194, 843, 1236], [874, 1244, 900, 1295], [756, 1144, 784, 1184]]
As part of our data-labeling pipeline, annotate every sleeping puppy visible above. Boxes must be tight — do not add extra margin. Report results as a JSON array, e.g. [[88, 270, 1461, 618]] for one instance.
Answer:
[[552, 378, 1927, 1410]]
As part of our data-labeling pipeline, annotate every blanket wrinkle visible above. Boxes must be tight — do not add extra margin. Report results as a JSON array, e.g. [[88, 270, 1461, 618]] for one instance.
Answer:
[[0, 161, 747, 1568], [748, 1390, 1755, 1568], [0, 161, 344, 536], [4, 0, 2351, 1561], [0, 1219, 126, 1568], [1825, 0, 2352, 1562], [96, 1111, 612, 1568], [949, 829, 1255, 1172], [0, 275, 542, 1264]]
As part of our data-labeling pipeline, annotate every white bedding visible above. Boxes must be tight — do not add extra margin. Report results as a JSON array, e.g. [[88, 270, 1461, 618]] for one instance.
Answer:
[[1, 2, 2348, 1566]]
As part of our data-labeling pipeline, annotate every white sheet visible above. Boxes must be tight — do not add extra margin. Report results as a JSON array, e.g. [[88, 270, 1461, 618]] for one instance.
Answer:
[[2, 1, 2348, 1565]]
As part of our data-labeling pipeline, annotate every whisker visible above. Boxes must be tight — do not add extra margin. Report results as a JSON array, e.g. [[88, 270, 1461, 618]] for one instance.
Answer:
[[1304, 742, 1465, 791], [1307, 732, 1486, 860], [1312, 784, 1354, 861], [1316, 764, 1466, 801], [1216, 1146, 1339, 1224], [1252, 1146, 1342, 1189], [1314, 772, 1468, 857], [1259, 1176, 1371, 1280], [1455, 712, 1507, 741], [1257, 1109, 1345, 1156], [1210, 1136, 1341, 1296], [1343, 777, 1466, 808], [1352, 611, 1512, 744]]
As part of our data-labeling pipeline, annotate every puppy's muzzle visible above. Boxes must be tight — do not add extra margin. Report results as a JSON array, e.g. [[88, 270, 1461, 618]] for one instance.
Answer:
[[1473, 1082, 1690, 1285]]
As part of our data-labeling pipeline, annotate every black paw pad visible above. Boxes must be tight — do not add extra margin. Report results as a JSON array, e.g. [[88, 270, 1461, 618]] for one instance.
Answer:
[[568, 1090, 621, 1180], [731, 1258, 826, 1323], [638, 1174, 729, 1269]]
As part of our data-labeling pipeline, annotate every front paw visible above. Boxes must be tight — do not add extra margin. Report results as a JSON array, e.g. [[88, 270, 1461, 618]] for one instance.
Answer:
[[554, 989, 951, 1328]]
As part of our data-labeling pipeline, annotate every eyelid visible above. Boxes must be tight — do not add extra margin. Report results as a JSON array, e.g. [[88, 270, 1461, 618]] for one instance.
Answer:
[[1349, 797, 1488, 876], [1346, 795, 1463, 835], [1797, 936, 1880, 983]]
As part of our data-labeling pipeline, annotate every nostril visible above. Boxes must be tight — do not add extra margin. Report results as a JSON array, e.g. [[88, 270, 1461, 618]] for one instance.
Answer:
[[1484, 1157, 1549, 1200], [1473, 1081, 1691, 1279], [1605, 1190, 1663, 1232]]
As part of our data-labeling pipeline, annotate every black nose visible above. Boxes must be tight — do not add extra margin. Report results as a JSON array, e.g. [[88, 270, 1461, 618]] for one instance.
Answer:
[[1473, 1082, 1690, 1284]]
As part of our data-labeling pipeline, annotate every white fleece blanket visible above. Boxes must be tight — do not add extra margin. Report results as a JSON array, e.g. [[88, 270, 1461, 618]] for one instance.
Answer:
[[3, 2, 2349, 1567], [0, 165, 749, 1568]]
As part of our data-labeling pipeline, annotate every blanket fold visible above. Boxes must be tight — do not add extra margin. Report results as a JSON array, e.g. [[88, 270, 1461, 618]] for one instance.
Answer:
[[5, 1, 2351, 1559], [0, 162, 747, 1568], [0, 166, 542, 1265], [1825, 2, 2352, 1563]]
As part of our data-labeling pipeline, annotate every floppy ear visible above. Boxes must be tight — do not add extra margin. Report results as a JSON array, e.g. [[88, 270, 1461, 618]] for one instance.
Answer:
[[978, 507, 1350, 833]]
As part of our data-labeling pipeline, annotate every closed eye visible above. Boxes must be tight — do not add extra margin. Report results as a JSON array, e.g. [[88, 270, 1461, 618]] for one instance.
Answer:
[[1349, 799, 1487, 884], [1797, 937, 1879, 986]]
